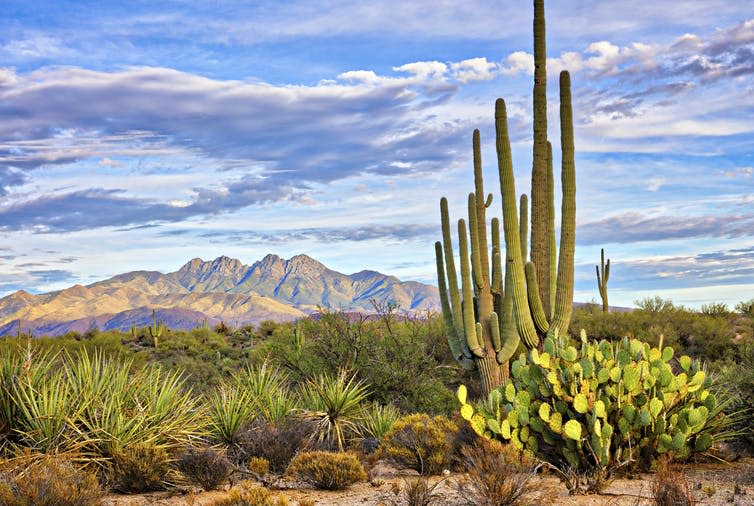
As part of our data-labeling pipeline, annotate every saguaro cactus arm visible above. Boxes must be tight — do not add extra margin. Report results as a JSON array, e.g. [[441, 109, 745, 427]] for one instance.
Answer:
[[549, 70, 576, 338]]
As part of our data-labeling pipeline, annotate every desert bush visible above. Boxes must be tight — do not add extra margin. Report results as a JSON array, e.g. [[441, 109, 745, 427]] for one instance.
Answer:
[[176, 446, 232, 491], [254, 311, 464, 416], [456, 439, 542, 506], [286, 450, 366, 490], [0, 452, 103, 506], [109, 444, 170, 493], [234, 418, 313, 473], [247, 456, 270, 477], [719, 341, 754, 447], [297, 370, 370, 451], [210, 480, 289, 506], [458, 333, 725, 492], [651, 456, 696, 506], [381, 477, 446, 506], [382, 413, 458, 475]]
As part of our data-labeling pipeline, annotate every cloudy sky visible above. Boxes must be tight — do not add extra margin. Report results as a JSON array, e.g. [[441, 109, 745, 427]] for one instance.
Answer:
[[1, 0, 753, 309]]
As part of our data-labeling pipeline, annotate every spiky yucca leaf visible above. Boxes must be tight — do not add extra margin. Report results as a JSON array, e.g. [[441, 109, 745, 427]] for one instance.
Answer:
[[207, 385, 255, 446]]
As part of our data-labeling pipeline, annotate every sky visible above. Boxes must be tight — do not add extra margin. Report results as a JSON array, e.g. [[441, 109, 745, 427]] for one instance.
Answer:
[[0, 0, 753, 310]]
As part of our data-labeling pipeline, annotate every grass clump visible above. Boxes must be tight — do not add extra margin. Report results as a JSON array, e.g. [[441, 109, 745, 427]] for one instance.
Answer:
[[287, 450, 366, 490], [210, 480, 289, 506], [0, 452, 103, 506], [382, 413, 458, 475], [109, 444, 170, 493], [651, 456, 696, 506], [456, 440, 545, 506], [176, 446, 232, 491]]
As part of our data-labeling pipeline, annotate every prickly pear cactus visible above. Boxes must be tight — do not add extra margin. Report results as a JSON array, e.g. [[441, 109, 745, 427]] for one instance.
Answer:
[[458, 331, 718, 473]]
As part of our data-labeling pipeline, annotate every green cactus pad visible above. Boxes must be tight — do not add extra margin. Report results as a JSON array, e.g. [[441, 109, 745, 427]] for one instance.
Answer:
[[460, 403, 474, 421], [539, 403, 551, 422], [564, 419, 582, 441], [573, 393, 588, 414]]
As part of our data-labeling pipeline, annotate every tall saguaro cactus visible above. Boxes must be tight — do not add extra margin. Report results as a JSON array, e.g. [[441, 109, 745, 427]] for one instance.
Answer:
[[436, 0, 576, 395], [596, 248, 610, 313]]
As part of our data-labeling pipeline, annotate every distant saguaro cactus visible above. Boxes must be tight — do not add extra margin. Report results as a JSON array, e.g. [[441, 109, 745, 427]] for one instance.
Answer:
[[149, 309, 165, 347], [596, 248, 610, 313], [435, 0, 576, 396]]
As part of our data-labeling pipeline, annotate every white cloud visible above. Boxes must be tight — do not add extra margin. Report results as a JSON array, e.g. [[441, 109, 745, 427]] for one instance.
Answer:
[[450, 57, 497, 82]]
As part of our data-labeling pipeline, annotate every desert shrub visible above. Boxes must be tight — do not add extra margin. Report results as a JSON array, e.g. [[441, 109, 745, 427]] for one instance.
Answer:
[[458, 333, 725, 493], [210, 480, 289, 506], [381, 477, 445, 506], [718, 341, 754, 448], [109, 444, 170, 493], [286, 450, 366, 490], [207, 385, 256, 446], [382, 413, 458, 475], [247, 456, 270, 477], [253, 311, 465, 416], [176, 446, 232, 491], [297, 370, 370, 451], [456, 439, 543, 506], [651, 456, 696, 506], [0, 453, 103, 506], [234, 418, 313, 473]]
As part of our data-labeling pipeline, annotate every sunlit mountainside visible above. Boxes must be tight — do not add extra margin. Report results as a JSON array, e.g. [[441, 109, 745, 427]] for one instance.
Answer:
[[0, 254, 439, 336]]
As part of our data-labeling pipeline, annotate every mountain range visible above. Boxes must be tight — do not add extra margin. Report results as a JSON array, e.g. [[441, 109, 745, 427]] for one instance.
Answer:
[[0, 254, 440, 336]]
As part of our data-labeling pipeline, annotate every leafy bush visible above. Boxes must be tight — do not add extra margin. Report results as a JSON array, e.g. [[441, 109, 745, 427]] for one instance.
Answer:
[[110, 444, 170, 493], [210, 480, 289, 506], [234, 418, 313, 473], [456, 439, 543, 506], [286, 450, 366, 490], [381, 477, 446, 506], [254, 310, 465, 416], [382, 413, 458, 475], [0, 453, 103, 506], [176, 446, 232, 491], [459, 332, 724, 490]]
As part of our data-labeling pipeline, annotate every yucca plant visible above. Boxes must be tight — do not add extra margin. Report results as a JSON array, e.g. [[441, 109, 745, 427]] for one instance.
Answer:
[[234, 361, 297, 424], [0, 345, 57, 441], [361, 403, 400, 441], [207, 385, 256, 446], [297, 370, 370, 451]]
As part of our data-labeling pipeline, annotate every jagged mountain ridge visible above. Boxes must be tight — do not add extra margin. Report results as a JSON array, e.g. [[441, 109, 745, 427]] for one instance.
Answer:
[[0, 254, 439, 336]]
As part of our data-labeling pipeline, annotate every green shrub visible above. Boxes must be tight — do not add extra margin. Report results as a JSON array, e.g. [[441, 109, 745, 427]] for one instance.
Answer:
[[110, 444, 170, 493], [0, 453, 103, 506], [210, 480, 289, 506], [459, 332, 723, 491], [382, 413, 458, 475], [719, 341, 754, 447], [176, 446, 232, 491], [286, 450, 366, 490]]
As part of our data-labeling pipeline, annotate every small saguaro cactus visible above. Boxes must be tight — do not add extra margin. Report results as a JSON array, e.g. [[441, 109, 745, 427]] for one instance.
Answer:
[[596, 248, 610, 313], [148, 309, 165, 347]]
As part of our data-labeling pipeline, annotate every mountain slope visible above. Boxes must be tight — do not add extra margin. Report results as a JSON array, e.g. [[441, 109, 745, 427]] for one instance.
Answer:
[[0, 254, 439, 336]]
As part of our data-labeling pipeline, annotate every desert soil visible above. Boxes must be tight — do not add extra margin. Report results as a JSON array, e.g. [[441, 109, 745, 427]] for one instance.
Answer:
[[102, 457, 754, 506]]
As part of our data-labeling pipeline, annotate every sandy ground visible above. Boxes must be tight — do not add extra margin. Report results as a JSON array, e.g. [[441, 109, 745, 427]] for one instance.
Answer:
[[102, 457, 754, 506]]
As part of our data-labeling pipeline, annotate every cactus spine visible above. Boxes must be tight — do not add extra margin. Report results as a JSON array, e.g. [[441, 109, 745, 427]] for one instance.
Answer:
[[436, 0, 576, 395], [596, 248, 610, 313]]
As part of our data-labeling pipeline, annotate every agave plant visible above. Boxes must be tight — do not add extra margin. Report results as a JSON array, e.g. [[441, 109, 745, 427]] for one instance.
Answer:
[[234, 360, 297, 424], [297, 370, 370, 451]]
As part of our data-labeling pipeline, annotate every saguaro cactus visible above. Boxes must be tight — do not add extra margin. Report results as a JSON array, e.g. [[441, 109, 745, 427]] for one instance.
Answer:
[[596, 248, 610, 313], [436, 0, 576, 395], [148, 309, 164, 347]]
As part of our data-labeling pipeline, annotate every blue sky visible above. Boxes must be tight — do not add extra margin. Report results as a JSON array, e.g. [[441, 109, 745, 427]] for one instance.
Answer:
[[0, 0, 753, 309]]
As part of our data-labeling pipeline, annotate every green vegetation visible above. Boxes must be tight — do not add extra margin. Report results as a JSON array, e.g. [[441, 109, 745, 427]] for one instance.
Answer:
[[595, 249, 610, 313], [458, 330, 739, 493]]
